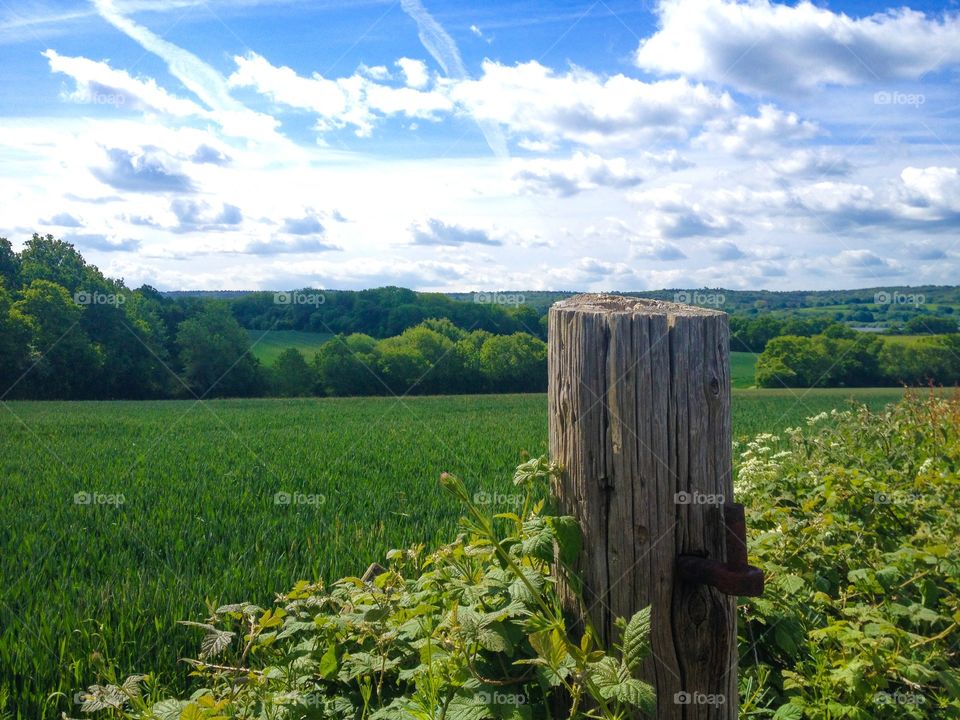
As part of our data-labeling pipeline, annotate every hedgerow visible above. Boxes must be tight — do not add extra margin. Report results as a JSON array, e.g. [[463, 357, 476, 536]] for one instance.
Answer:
[[69, 458, 655, 720], [737, 392, 960, 718]]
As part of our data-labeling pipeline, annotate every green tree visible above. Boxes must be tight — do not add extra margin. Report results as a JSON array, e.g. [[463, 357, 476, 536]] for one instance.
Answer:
[[313, 334, 382, 396], [13, 280, 103, 398], [0, 280, 30, 396], [176, 303, 265, 397], [479, 333, 548, 392], [904, 315, 959, 334], [756, 336, 831, 388], [0, 237, 20, 289], [271, 348, 314, 397], [18, 234, 91, 293]]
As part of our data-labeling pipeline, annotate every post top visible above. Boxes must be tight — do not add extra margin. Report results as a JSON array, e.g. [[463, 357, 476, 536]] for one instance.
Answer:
[[551, 293, 726, 317]]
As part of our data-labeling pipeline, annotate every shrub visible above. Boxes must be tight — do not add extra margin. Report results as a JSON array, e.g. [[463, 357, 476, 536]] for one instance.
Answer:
[[736, 392, 960, 718], [72, 458, 656, 719]]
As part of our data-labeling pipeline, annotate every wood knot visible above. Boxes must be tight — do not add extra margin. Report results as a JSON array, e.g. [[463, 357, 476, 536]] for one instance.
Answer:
[[709, 376, 720, 397]]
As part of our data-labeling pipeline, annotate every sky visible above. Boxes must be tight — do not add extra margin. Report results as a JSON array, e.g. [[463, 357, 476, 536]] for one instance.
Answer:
[[0, 0, 958, 292]]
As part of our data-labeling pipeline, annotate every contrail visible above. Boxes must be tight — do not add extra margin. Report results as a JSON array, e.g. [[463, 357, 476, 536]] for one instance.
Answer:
[[91, 0, 279, 141], [399, 0, 509, 158]]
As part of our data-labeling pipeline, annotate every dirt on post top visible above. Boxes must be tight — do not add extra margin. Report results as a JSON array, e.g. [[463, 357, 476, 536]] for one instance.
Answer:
[[551, 293, 725, 317]]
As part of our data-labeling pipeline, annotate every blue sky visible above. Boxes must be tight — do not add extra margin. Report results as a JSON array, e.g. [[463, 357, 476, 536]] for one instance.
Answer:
[[0, 0, 958, 291]]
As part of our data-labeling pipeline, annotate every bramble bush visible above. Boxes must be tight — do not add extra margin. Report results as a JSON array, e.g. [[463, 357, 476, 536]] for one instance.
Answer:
[[736, 392, 960, 718], [69, 458, 655, 720]]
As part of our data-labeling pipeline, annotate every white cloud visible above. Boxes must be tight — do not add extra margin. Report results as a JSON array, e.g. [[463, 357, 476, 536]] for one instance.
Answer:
[[91, 147, 195, 193], [396, 57, 430, 89], [228, 53, 452, 137], [695, 105, 818, 157], [41, 212, 83, 227], [244, 236, 339, 254], [43, 49, 205, 118], [452, 61, 735, 148], [636, 0, 960, 95], [512, 152, 645, 196], [630, 184, 745, 238], [410, 218, 502, 246]]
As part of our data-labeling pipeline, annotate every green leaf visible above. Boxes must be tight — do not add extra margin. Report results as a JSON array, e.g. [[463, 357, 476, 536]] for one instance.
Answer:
[[772, 703, 804, 720], [546, 516, 582, 566], [612, 678, 656, 712], [621, 607, 652, 671], [318, 642, 338, 678]]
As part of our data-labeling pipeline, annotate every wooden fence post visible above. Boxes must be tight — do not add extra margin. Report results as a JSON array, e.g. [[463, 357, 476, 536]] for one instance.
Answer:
[[548, 294, 738, 719]]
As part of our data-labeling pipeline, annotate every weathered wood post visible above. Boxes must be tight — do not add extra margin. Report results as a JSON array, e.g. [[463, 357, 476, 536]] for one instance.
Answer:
[[548, 294, 746, 719]]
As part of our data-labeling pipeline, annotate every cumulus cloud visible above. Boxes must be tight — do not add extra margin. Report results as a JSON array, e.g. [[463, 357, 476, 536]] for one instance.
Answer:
[[635, 0, 960, 95], [834, 249, 903, 276], [695, 105, 818, 157], [631, 185, 745, 238], [514, 150, 692, 196], [65, 233, 140, 252], [91, 147, 195, 193], [228, 53, 452, 137], [42, 212, 83, 227], [282, 212, 325, 235], [513, 152, 645, 196], [452, 61, 735, 148], [410, 218, 501, 246], [768, 149, 853, 178], [43, 49, 204, 118], [171, 199, 243, 231], [709, 240, 746, 260], [632, 239, 687, 260], [190, 144, 231, 165], [244, 236, 340, 254], [396, 57, 429, 89]]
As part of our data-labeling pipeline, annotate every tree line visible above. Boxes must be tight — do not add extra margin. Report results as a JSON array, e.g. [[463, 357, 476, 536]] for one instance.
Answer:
[[0, 235, 546, 399], [2, 234, 958, 398], [755, 324, 960, 388], [731, 313, 958, 354]]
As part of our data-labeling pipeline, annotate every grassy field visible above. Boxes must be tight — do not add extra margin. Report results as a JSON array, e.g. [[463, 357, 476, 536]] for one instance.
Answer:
[[730, 351, 758, 388], [246, 329, 333, 365], [0, 388, 915, 718]]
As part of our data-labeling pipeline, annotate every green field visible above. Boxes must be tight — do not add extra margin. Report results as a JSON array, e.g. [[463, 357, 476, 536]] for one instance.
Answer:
[[730, 351, 758, 388], [246, 329, 333, 365], [0, 388, 915, 718]]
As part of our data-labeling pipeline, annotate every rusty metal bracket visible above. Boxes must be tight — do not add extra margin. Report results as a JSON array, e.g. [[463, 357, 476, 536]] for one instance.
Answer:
[[677, 502, 765, 597]]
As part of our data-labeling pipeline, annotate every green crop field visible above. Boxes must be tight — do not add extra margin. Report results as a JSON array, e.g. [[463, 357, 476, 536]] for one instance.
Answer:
[[0, 388, 917, 718], [246, 329, 334, 365], [730, 351, 758, 388]]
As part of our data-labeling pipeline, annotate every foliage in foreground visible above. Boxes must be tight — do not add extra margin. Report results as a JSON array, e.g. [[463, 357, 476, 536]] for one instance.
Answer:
[[736, 392, 960, 719], [70, 458, 654, 720]]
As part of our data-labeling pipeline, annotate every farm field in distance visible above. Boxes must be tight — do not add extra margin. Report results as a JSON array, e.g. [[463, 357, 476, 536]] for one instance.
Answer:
[[0, 388, 923, 717], [245, 329, 334, 365]]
